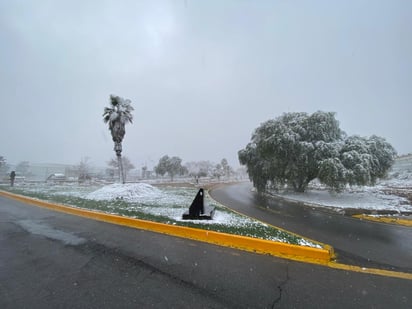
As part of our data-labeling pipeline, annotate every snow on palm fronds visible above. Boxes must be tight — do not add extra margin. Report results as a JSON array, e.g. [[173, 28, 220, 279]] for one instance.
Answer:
[[103, 94, 134, 184], [103, 95, 134, 143]]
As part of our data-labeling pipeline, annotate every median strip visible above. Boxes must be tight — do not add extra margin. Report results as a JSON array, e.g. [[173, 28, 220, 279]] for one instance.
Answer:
[[0, 190, 333, 263]]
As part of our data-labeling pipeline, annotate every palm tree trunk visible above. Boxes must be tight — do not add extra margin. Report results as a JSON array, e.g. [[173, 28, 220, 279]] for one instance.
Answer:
[[117, 154, 125, 184], [114, 142, 125, 184]]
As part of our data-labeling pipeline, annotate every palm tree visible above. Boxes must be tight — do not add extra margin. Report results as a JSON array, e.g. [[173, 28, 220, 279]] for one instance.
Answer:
[[103, 95, 134, 184]]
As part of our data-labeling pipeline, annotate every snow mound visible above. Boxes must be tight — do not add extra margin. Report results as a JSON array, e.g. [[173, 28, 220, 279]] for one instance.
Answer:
[[86, 183, 161, 201]]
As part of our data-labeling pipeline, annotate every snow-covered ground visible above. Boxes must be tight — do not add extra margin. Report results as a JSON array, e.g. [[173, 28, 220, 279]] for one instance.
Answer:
[[81, 183, 321, 246], [89, 182, 411, 216], [8, 182, 279, 229], [279, 188, 411, 213], [277, 158, 412, 214], [3, 182, 320, 247], [84, 183, 276, 228]]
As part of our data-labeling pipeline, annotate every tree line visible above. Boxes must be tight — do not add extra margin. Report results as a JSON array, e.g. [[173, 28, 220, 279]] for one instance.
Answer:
[[153, 156, 234, 181], [0, 155, 236, 183]]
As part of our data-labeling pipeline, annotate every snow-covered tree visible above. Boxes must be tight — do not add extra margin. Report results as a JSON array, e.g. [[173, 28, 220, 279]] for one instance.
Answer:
[[0, 156, 10, 175], [185, 161, 214, 180], [220, 158, 233, 178], [213, 163, 224, 180], [318, 158, 347, 192], [103, 95, 134, 184], [141, 166, 148, 179], [15, 161, 31, 176], [155, 155, 185, 181], [77, 157, 92, 183], [239, 111, 396, 193], [239, 111, 342, 192], [366, 135, 397, 182], [107, 156, 135, 181], [155, 155, 168, 177], [319, 135, 396, 190]]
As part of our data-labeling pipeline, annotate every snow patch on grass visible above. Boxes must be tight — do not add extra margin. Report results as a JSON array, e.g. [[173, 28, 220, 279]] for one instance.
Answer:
[[280, 189, 410, 211], [3, 183, 323, 248], [86, 183, 162, 201], [84, 184, 264, 227]]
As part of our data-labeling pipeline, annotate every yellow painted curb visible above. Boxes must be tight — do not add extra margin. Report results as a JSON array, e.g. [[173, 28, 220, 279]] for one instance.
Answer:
[[0, 190, 332, 263], [328, 262, 412, 281], [206, 187, 336, 260], [353, 214, 412, 227]]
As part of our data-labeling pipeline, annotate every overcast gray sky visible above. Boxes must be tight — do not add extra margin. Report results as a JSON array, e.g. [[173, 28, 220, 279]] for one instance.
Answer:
[[1, 0, 411, 169]]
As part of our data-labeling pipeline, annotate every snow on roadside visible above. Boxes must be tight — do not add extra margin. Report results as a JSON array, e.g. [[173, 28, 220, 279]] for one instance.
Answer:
[[275, 165, 412, 213], [279, 188, 411, 212], [86, 183, 162, 201], [379, 172, 412, 188], [3, 183, 324, 247]]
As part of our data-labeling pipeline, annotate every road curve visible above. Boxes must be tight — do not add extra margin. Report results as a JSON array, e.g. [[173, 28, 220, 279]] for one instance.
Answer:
[[210, 182, 412, 272]]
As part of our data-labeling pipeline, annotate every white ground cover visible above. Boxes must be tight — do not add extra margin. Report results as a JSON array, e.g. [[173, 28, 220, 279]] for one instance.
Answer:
[[10, 182, 317, 246], [279, 188, 411, 213], [277, 169, 412, 213], [84, 183, 272, 227], [82, 183, 321, 247], [15, 182, 323, 247], [380, 171, 412, 188]]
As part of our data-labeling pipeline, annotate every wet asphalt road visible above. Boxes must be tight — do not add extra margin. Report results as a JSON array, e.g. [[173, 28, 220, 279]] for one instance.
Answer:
[[210, 182, 412, 272], [1, 194, 412, 308]]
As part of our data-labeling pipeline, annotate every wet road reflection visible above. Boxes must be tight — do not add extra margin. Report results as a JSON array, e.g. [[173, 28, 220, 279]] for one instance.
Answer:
[[211, 182, 412, 272]]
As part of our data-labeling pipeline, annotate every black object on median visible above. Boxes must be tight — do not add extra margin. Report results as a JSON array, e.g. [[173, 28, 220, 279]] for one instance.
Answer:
[[182, 188, 215, 220]]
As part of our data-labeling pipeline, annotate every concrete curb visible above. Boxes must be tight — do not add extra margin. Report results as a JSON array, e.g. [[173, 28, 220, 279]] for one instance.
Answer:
[[353, 214, 412, 227], [0, 190, 333, 264], [206, 186, 335, 257]]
